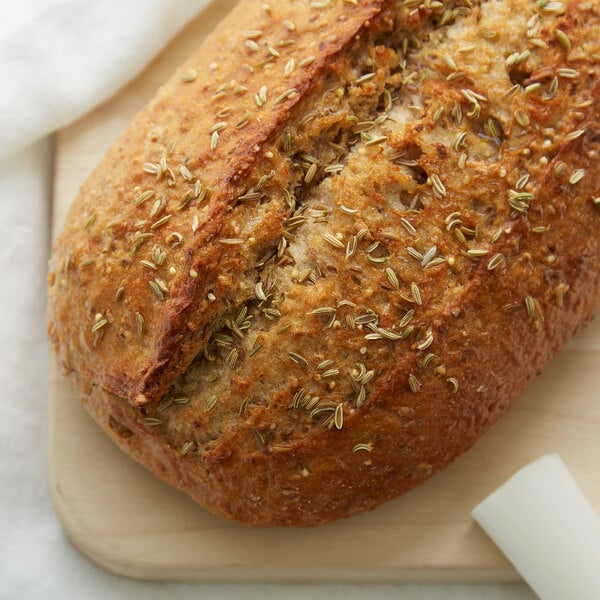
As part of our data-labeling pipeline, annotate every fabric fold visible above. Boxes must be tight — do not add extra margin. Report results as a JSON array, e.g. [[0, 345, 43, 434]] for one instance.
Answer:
[[0, 0, 209, 162]]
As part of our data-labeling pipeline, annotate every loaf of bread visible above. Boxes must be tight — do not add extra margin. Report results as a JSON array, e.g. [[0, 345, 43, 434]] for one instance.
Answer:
[[48, 0, 600, 526]]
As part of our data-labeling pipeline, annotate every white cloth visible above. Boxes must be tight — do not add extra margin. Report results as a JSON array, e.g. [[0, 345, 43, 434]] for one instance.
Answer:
[[0, 0, 206, 161], [0, 1, 534, 597]]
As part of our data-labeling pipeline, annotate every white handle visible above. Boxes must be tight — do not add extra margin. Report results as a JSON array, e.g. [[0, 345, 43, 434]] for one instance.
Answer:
[[472, 454, 600, 600]]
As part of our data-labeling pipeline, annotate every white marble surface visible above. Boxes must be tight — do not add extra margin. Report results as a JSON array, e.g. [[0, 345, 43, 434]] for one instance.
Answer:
[[0, 1, 537, 597]]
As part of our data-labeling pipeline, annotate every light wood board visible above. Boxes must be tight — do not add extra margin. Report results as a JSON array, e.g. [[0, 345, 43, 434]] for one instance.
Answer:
[[48, 0, 600, 583]]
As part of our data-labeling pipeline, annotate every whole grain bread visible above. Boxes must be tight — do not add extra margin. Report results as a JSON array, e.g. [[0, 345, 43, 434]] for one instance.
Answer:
[[48, 0, 600, 526]]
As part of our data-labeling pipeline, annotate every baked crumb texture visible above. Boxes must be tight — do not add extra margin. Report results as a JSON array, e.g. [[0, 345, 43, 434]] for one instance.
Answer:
[[48, 0, 600, 526]]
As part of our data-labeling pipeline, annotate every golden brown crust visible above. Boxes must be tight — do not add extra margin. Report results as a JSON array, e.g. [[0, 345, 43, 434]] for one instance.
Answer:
[[49, 0, 600, 526], [48, 0, 392, 406]]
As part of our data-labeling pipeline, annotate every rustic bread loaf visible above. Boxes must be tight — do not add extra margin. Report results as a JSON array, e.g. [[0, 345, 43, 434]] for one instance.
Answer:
[[48, 0, 600, 526]]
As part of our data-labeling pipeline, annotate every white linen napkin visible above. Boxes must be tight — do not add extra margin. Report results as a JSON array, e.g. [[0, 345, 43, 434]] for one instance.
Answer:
[[0, 1, 535, 598], [0, 0, 209, 162]]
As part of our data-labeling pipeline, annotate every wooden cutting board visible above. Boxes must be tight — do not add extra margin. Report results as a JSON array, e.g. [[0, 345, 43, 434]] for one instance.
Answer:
[[48, 0, 600, 582]]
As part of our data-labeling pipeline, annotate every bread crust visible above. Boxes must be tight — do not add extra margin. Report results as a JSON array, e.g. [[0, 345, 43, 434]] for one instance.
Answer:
[[49, 0, 600, 526], [47, 0, 392, 407]]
